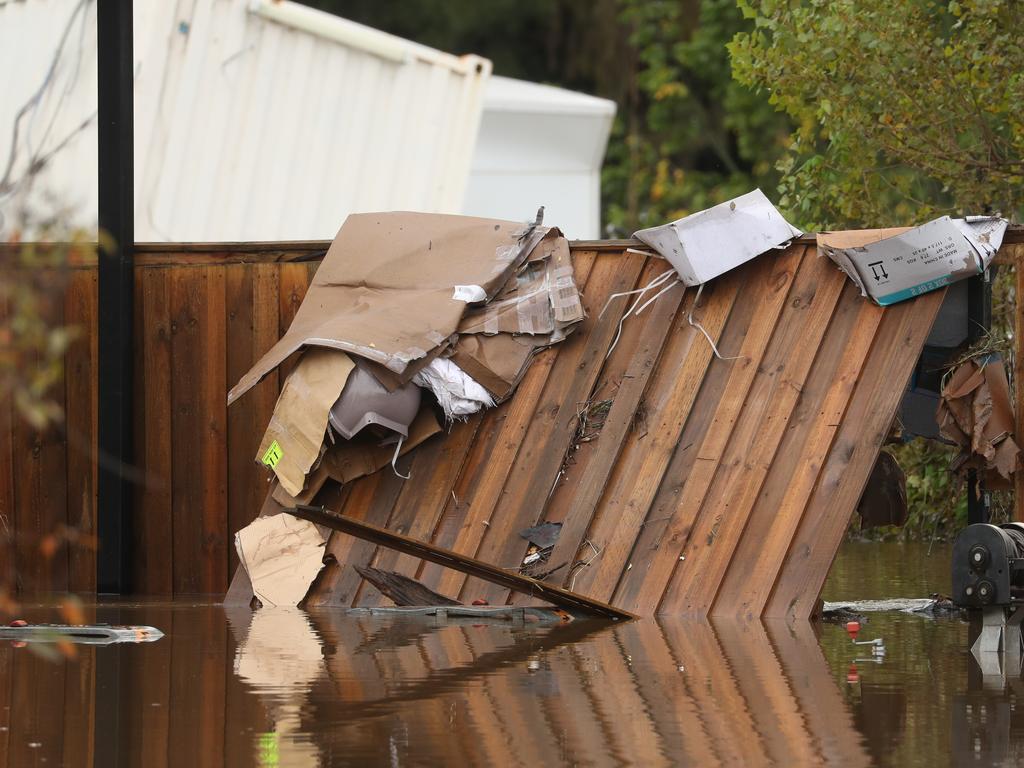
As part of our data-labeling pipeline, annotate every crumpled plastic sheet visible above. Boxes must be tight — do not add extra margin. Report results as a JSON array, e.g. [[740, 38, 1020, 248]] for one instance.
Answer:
[[413, 357, 495, 421]]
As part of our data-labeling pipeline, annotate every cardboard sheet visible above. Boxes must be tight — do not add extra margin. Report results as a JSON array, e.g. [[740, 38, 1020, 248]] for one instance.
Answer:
[[633, 189, 801, 286], [818, 216, 1008, 305], [235, 514, 327, 607], [228, 212, 550, 404], [458, 230, 583, 338], [450, 332, 548, 401], [937, 357, 1020, 487], [256, 348, 355, 497]]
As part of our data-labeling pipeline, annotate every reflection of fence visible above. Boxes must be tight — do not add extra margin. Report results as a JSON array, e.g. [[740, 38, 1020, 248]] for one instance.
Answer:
[[0, 608, 873, 766]]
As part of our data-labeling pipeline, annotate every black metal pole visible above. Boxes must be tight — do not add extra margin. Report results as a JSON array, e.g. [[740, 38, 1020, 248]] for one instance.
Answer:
[[97, 0, 134, 593]]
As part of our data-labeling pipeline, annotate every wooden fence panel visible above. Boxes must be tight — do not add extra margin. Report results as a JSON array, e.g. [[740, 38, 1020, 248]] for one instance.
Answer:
[[0, 239, 948, 606]]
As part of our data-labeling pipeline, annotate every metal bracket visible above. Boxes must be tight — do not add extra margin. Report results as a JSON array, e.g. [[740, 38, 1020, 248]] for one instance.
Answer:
[[971, 606, 1024, 682]]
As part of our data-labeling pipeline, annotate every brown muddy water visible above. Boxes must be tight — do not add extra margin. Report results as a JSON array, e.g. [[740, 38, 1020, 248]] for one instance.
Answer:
[[1, 541, 1019, 767]]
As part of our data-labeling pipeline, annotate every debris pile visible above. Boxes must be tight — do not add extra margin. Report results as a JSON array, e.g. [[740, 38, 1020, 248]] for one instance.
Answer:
[[223, 192, 1005, 618], [233, 210, 584, 508]]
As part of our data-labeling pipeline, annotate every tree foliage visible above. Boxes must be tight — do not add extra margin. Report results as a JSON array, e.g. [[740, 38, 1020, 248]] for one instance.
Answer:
[[730, 0, 1024, 229], [606, 0, 790, 232]]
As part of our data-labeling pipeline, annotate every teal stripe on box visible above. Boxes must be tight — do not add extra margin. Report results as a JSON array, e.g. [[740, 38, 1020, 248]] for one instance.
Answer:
[[874, 275, 957, 306]]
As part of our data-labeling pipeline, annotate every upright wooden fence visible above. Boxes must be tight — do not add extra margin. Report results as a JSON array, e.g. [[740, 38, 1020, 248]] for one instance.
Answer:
[[1, 243, 326, 596]]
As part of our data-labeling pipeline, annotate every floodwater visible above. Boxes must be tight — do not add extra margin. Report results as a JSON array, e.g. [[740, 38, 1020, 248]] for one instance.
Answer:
[[0, 542, 1020, 767]]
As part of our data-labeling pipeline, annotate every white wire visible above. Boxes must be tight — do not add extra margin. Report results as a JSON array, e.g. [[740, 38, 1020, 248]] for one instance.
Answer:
[[598, 268, 676, 319], [688, 283, 743, 361], [390, 435, 411, 480], [602, 269, 678, 360], [634, 279, 682, 316]]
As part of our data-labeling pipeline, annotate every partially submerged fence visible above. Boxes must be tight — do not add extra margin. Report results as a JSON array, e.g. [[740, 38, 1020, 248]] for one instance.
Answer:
[[3, 238, 1024, 601]]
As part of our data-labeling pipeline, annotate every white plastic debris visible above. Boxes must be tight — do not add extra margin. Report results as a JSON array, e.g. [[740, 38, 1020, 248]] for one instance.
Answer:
[[413, 358, 495, 421], [633, 189, 802, 287]]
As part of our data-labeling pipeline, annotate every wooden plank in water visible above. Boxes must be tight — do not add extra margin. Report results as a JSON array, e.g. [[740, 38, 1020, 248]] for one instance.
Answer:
[[567, 269, 741, 602], [765, 288, 945, 618], [425, 251, 601, 599], [361, 416, 481, 594], [286, 504, 635, 620], [169, 268, 228, 594], [225, 263, 281, 575], [0, 291, 14, 592], [541, 277, 687, 594]]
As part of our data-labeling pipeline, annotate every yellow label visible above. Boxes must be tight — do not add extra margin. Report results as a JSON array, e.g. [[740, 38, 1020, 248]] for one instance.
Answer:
[[261, 440, 283, 468]]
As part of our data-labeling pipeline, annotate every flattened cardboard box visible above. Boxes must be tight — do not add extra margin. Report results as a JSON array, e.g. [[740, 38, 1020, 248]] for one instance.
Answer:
[[818, 216, 1007, 306], [228, 211, 549, 405]]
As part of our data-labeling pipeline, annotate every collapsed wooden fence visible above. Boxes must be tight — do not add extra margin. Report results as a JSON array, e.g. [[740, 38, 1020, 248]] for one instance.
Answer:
[[2, 239, 1022, 614]]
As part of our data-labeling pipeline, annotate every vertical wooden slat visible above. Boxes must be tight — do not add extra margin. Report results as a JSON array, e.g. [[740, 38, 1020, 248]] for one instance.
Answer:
[[0, 289, 14, 591], [202, 269, 228, 593], [64, 268, 98, 593], [226, 263, 280, 574], [276, 263, 312, 385], [170, 267, 227, 594], [136, 268, 174, 595], [12, 275, 69, 594]]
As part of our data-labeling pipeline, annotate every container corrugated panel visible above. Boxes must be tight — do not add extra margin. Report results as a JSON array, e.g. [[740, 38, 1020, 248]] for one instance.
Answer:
[[0, 0, 491, 240]]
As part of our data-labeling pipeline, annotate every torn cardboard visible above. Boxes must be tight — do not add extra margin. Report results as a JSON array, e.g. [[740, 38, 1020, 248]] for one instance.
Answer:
[[228, 211, 551, 404], [256, 348, 355, 497], [235, 514, 327, 607], [937, 356, 1020, 487], [458, 230, 583, 339], [818, 216, 1008, 306], [632, 189, 801, 286]]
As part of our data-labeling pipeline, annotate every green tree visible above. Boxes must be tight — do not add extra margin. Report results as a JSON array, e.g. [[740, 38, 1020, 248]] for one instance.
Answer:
[[606, 0, 791, 233], [730, 0, 1024, 229]]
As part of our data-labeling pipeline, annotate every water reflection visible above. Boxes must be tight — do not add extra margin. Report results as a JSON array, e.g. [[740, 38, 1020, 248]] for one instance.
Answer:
[[0, 603, 875, 767], [5, 542, 1019, 766]]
